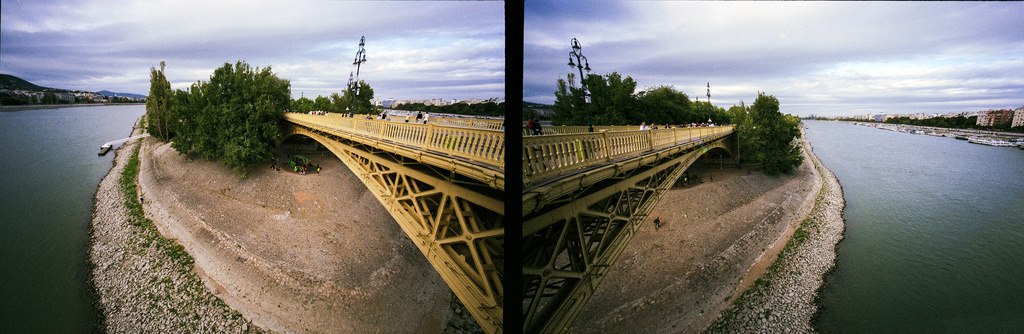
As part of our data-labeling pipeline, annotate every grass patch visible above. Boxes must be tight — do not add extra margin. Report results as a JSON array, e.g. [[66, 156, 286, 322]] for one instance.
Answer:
[[117, 143, 254, 330], [119, 145, 195, 269]]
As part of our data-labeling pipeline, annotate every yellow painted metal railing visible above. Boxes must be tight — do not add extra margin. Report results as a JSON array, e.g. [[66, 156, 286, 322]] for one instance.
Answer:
[[287, 113, 505, 170], [430, 117, 504, 131], [521, 125, 689, 136], [523, 126, 733, 185]]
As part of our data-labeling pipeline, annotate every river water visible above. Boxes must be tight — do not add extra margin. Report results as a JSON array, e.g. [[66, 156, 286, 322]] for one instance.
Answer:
[[0, 105, 146, 333], [804, 121, 1024, 333]]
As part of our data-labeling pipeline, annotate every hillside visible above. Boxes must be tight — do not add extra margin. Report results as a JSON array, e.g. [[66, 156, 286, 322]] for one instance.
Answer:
[[0, 74, 54, 91]]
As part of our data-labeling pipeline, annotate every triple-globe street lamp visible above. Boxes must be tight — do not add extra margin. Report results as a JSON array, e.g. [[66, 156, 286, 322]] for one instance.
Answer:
[[348, 36, 367, 117], [567, 38, 594, 132]]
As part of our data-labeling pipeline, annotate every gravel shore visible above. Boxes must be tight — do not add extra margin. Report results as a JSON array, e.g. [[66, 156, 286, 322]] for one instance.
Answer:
[[89, 121, 264, 333], [704, 128, 846, 333], [90, 118, 474, 333]]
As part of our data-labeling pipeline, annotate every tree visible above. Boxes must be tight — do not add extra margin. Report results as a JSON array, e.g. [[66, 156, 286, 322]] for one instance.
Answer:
[[742, 93, 803, 174], [146, 61, 173, 141], [313, 95, 332, 112], [552, 72, 640, 126], [342, 80, 374, 114], [170, 61, 291, 178], [291, 97, 314, 113]]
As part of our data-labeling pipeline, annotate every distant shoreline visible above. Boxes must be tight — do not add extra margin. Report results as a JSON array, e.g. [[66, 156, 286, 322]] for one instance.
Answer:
[[0, 103, 144, 112]]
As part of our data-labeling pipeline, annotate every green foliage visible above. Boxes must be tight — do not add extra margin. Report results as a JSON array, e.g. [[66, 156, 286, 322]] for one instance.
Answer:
[[551, 73, 588, 126], [341, 80, 375, 114], [637, 85, 693, 125], [883, 115, 1022, 133], [394, 101, 505, 117], [739, 93, 804, 175], [552, 72, 641, 126], [146, 61, 174, 141], [552, 73, 733, 126], [169, 61, 291, 178], [291, 97, 315, 113]]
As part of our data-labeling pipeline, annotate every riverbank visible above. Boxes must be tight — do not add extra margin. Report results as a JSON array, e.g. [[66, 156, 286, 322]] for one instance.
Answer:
[[136, 136, 471, 332], [90, 118, 478, 333], [704, 128, 845, 333], [89, 119, 264, 332], [568, 132, 825, 333]]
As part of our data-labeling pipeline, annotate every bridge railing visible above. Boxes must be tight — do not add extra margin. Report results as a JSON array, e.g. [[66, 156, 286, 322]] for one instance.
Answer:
[[430, 117, 504, 131], [523, 126, 732, 185], [286, 113, 505, 169], [522, 125, 684, 136]]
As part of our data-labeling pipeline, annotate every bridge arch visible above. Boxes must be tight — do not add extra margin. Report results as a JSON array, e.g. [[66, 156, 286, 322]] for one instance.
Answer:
[[522, 128, 736, 333], [282, 121, 504, 333]]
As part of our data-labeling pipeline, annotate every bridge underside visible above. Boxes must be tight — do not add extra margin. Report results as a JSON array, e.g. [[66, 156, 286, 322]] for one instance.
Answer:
[[283, 125, 504, 333], [522, 136, 733, 333]]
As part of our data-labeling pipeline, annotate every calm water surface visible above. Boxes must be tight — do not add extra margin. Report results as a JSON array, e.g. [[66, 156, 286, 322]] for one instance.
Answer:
[[0, 105, 146, 333], [805, 121, 1024, 333]]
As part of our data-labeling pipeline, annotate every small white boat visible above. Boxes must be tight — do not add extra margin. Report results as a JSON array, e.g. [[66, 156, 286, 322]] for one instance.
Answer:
[[98, 144, 112, 156]]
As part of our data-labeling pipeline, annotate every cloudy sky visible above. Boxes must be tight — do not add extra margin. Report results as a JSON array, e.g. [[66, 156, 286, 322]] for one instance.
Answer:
[[525, 1, 1024, 117], [1, 0, 504, 101]]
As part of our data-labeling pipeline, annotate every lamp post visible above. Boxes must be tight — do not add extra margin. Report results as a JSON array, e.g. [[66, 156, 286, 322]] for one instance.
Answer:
[[348, 36, 367, 117], [568, 38, 593, 132], [707, 82, 712, 124]]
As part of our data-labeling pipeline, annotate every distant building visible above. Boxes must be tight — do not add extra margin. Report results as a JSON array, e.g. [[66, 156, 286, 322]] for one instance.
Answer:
[[873, 114, 885, 122], [1012, 106, 1024, 128], [382, 98, 396, 109], [976, 109, 1014, 127]]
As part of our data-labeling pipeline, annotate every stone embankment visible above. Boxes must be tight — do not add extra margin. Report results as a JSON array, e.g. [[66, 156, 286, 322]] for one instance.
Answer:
[[704, 129, 846, 333], [90, 122, 263, 333]]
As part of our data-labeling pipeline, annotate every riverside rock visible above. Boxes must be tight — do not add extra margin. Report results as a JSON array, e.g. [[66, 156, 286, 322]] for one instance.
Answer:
[[704, 127, 845, 333], [90, 123, 263, 333]]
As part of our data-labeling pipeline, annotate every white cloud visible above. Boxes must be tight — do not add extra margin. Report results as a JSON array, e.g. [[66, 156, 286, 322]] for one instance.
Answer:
[[525, 1, 1024, 116], [0, 0, 504, 100]]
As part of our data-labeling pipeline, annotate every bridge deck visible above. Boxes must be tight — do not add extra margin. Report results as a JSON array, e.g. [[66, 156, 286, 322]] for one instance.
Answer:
[[523, 126, 733, 188], [286, 113, 505, 190]]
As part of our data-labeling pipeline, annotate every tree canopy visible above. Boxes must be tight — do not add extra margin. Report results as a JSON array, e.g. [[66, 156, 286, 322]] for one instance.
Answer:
[[146, 61, 173, 141], [393, 101, 505, 117], [552, 72, 731, 126], [147, 61, 291, 178], [289, 81, 374, 115], [738, 93, 803, 174]]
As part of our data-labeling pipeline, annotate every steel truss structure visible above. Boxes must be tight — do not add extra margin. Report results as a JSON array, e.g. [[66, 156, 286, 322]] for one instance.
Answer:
[[285, 124, 505, 333], [522, 135, 733, 333]]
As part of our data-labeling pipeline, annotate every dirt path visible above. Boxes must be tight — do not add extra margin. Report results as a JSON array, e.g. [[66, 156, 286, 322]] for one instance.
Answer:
[[568, 151, 821, 333], [135, 140, 467, 333]]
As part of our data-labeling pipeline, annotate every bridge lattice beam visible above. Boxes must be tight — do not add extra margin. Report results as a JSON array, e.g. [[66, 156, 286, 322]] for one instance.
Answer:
[[285, 124, 505, 333], [522, 133, 733, 333]]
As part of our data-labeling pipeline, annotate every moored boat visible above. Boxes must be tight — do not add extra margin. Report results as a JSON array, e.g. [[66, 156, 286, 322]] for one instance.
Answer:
[[98, 144, 112, 156]]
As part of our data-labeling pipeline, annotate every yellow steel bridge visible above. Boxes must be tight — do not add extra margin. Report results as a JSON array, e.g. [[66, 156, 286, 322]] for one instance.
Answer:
[[284, 113, 505, 333], [522, 124, 735, 333], [283, 113, 734, 333]]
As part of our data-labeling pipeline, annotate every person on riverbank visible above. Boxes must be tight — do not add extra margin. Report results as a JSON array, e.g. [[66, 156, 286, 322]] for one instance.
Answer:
[[654, 217, 661, 230]]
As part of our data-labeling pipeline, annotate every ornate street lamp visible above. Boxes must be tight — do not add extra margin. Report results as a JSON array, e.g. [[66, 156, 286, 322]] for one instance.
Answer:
[[707, 82, 712, 124], [568, 38, 593, 132], [348, 36, 367, 117]]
